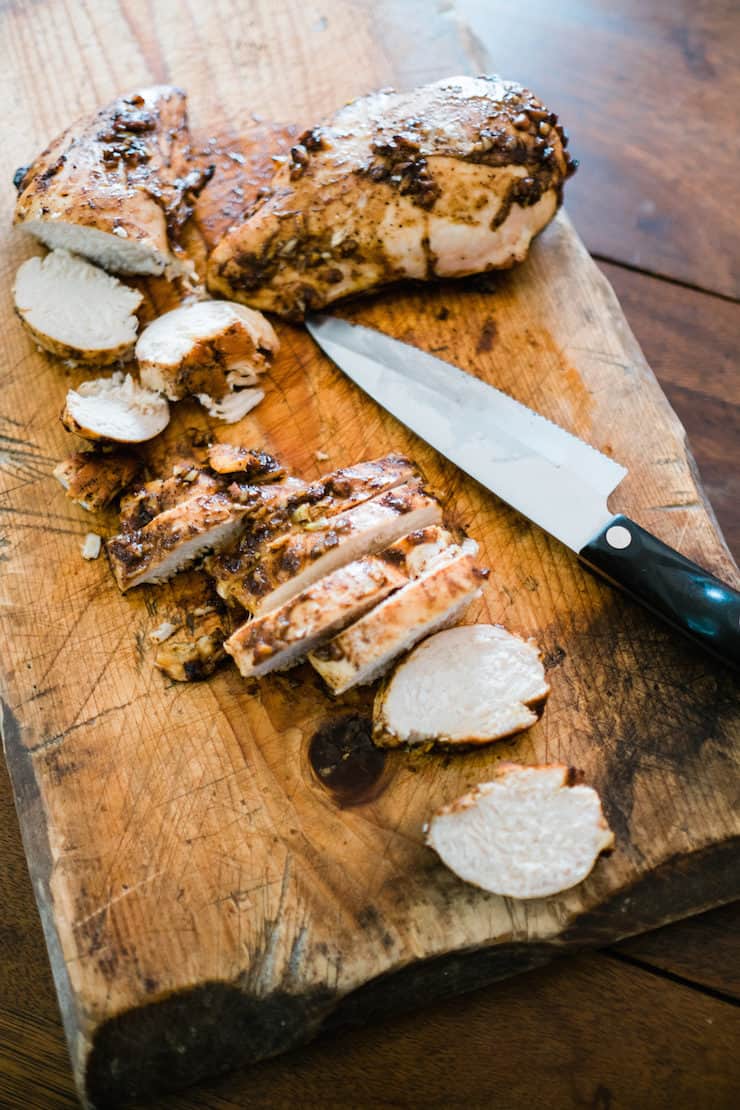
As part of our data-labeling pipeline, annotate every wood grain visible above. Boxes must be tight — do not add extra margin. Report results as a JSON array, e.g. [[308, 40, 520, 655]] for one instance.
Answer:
[[1, 1, 739, 1106], [455, 0, 740, 298]]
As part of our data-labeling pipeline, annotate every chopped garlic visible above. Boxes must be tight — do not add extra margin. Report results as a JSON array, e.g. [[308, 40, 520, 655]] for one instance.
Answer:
[[81, 533, 102, 560], [315, 450, 330, 462]]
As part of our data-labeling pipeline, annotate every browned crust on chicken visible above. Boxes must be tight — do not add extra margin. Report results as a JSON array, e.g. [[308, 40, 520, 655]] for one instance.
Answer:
[[206, 443, 285, 480], [147, 570, 241, 681], [53, 450, 141, 511], [119, 466, 225, 531]]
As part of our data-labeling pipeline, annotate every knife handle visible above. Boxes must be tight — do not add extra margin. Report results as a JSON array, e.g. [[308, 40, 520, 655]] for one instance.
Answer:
[[579, 515, 740, 669]]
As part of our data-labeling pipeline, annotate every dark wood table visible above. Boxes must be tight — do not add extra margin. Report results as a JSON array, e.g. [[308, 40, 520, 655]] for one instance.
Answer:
[[1, 1, 738, 1106]]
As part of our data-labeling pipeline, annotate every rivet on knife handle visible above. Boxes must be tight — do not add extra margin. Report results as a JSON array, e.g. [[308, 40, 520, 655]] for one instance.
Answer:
[[579, 515, 740, 668]]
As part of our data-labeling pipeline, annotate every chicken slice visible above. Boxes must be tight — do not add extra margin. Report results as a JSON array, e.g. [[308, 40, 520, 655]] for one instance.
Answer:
[[13, 87, 210, 275], [206, 443, 284, 480], [14, 250, 143, 364], [208, 75, 575, 318], [196, 388, 265, 423], [54, 450, 140, 512], [424, 763, 614, 899], [136, 300, 279, 401], [62, 373, 170, 443], [207, 453, 418, 604], [226, 480, 441, 615], [374, 625, 549, 750], [147, 570, 240, 681], [225, 525, 453, 678], [309, 540, 481, 694], [119, 466, 224, 532], [107, 492, 246, 590]]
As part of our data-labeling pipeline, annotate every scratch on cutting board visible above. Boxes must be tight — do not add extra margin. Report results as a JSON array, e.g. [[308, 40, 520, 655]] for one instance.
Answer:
[[74, 870, 167, 931]]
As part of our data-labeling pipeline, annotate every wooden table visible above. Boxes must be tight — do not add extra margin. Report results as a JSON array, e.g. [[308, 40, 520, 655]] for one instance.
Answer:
[[1, 1, 738, 1106]]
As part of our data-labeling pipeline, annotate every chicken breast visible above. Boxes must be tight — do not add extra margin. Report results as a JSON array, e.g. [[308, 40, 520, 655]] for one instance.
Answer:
[[424, 763, 614, 899], [54, 450, 140, 511], [206, 443, 284, 480], [147, 570, 239, 681], [14, 250, 143, 364], [14, 86, 210, 275], [136, 300, 279, 400], [62, 373, 170, 443], [207, 453, 418, 604], [226, 480, 441, 615], [309, 540, 481, 694], [107, 492, 246, 590], [225, 525, 453, 678], [119, 466, 225, 532], [373, 624, 549, 749], [208, 75, 575, 318]]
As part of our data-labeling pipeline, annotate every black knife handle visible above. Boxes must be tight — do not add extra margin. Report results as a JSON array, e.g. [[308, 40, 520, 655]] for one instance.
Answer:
[[579, 515, 740, 669]]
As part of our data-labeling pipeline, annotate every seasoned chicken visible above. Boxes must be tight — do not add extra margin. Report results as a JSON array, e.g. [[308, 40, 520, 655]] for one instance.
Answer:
[[425, 763, 614, 899], [206, 443, 284, 480], [147, 571, 240, 682], [62, 373, 170, 443], [207, 453, 418, 604], [309, 540, 481, 694], [220, 480, 441, 615], [107, 492, 246, 590], [224, 525, 453, 678], [119, 466, 225, 531], [136, 301, 279, 421], [14, 250, 143, 364], [54, 450, 140, 512], [14, 86, 210, 275], [373, 625, 549, 750], [208, 75, 575, 318]]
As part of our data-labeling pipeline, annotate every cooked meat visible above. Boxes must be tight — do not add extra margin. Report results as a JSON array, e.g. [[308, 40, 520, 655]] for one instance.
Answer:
[[208, 75, 574, 318], [62, 373, 170, 443], [309, 540, 481, 694], [136, 300, 279, 400], [81, 532, 102, 560], [225, 524, 453, 678], [207, 453, 418, 604], [373, 624, 550, 749], [147, 570, 239, 681], [196, 387, 265, 423], [206, 443, 284, 480], [13, 86, 210, 275], [107, 492, 246, 590], [224, 480, 441, 615], [119, 466, 224, 531], [53, 450, 140, 511], [424, 763, 614, 899], [14, 249, 143, 364]]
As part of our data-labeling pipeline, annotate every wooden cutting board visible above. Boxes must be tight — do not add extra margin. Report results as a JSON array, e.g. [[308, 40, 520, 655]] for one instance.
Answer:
[[1, 2, 738, 1106]]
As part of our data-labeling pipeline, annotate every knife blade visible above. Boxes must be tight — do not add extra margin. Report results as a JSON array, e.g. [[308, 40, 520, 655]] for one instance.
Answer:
[[307, 314, 740, 668]]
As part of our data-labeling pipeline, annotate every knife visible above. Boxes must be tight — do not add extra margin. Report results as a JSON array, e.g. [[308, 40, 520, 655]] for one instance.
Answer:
[[306, 315, 740, 668]]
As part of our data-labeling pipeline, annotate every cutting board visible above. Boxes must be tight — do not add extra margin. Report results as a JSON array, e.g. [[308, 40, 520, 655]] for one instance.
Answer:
[[1, 2, 739, 1106]]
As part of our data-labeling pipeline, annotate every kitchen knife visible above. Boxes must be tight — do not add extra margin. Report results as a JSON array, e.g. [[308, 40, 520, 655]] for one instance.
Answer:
[[307, 315, 740, 668]]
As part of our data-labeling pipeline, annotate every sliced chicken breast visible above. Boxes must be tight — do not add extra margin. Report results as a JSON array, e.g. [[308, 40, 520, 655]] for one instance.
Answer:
[[62, 373, 170, 443], [14, 250, 143, 364], [206, 443, 285, 480], [309, 540, 481, 694], [374, 624, 550, 749], [228, 480, 441, 615], [147, 570, 239, 681], [136, 300, 279, 400], [53, 450, 140, 511], [119, 467, 224, 532], [225, 525, 453, 678], [107, 492, 246, 590], [425, 763, 614, 899], [208, 75, 575, 318], [14, 87, 209, 275]]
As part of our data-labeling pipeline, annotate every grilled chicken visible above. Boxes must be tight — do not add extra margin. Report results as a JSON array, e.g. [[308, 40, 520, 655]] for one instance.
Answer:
[[13, 86, 210, 275], [207, 453, 418, 604], [147, 570, 240, 681], [222, 480, 441, 615], [14, 250, 143, 364], [107, 492, 246, 590], [208, 75, 575, 318], [373, 625, 549, 750], [62, 373, 170, 443], [54, 450, 140, 511], [309, 539, 481, 694], [136, 301, 279, 419], [425, 763, 614, 899], [206, 443, 284, 480], [224, 524, 453, 678], [119, 466, 224, 531]]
